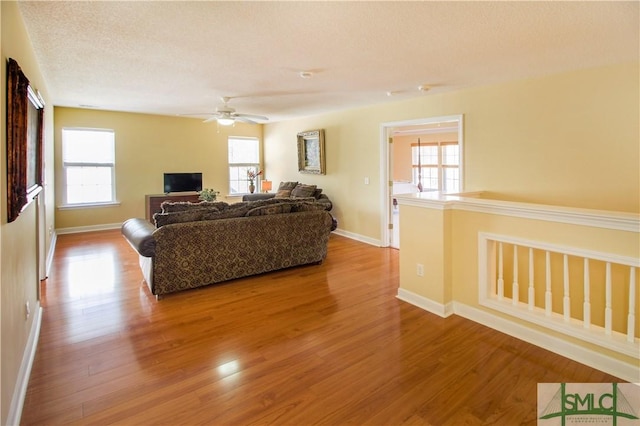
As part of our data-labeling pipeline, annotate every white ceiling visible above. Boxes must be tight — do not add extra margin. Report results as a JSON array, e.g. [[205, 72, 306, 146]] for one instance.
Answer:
[[17, 1, 639, 124]]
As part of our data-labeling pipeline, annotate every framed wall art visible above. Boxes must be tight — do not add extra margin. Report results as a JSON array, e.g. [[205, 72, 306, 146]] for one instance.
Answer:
[[6, 58, 44, 223], [297, 129, 325, 175]]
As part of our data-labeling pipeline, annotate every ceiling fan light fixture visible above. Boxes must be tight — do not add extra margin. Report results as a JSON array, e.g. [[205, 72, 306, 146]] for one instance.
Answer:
[[218, 117, 235, 126]]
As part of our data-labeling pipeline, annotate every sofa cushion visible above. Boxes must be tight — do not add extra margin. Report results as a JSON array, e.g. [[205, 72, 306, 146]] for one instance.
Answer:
[[291, 183, 317, 198], [161, 200, 228, 213], [291, 201, 330, 212], [271, 196, 314, 203], [245, 203, 293, 216], [274, 181, 298, 198], [204, 198, 287, 219], [154, 208, 221, 227], [228, 198, 284, 211]]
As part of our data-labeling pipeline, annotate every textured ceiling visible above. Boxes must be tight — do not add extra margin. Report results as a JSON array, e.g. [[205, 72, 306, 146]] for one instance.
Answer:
[[17, 1, 639, 123]]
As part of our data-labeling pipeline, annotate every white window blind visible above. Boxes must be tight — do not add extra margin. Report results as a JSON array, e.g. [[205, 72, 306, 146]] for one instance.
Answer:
[[62, 128, 116, 205], [228, 136, 260, 194]]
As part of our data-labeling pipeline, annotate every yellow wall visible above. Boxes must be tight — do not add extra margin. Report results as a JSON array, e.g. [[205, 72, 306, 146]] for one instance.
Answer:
[[54, 108, 262, 229], [399, 206, 450, 304], [264, 62, 638, 241], [263, 108, 390, 239], [459, 64, 639, 210], [1, 2, 55, 424]]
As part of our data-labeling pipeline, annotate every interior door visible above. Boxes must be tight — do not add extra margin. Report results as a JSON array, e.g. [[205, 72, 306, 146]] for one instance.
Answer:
[[380, 115, 464, 248]]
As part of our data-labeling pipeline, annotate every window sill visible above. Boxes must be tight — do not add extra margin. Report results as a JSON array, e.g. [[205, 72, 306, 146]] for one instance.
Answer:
[[58, 201, 121, 210]]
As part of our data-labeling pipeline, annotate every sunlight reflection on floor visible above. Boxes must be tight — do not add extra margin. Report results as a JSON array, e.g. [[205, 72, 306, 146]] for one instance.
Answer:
[[66, 251, 117, 298], [60, 246, 126, 343]]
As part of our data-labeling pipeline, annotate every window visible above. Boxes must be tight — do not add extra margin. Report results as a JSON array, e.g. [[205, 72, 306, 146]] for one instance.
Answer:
[[412, 141, 460, 192], [228, 136, 260, 194], [62, 128, 116, 205]]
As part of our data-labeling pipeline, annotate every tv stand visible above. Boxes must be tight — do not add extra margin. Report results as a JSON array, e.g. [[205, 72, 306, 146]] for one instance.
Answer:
[[145, 193, 200, 222]]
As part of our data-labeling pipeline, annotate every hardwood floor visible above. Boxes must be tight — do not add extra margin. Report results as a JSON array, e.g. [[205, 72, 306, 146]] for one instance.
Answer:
[[22, 230, 619, 425]]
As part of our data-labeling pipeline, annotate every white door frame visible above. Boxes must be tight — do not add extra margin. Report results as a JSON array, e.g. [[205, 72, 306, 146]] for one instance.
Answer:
[[379, 114, 464, 247]]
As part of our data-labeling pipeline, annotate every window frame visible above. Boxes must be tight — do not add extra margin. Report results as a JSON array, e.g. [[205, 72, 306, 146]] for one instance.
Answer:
[[60, 127, 117, 208], [228, 136, 261, 195], [411, 140, 460, 193]]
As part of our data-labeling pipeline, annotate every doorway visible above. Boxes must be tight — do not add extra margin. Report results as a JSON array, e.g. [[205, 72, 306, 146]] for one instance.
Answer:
[[379, 115, 464, 248]]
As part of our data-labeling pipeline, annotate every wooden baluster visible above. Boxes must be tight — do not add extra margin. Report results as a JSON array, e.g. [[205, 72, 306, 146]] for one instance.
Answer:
[[628, 267, 636, 343], [512, 245, 519, 305], [528, 248, 534, 311], [563, 254, 570, 322], [497, 242, 504, 301], [605, 262, 612, 335], [583, 258, 591, 329], [545, 251, 552, 316]]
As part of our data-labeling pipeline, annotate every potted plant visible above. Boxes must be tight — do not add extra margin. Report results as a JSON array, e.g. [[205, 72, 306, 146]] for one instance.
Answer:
[[198, 188, 220, 202]]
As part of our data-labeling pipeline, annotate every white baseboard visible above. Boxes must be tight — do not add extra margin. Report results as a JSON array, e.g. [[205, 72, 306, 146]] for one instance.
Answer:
[[56, 222, 122, 235], [395, 288, 639, 383], [396, 288, 454, 318], [7, 304, 42, 426], [332, 228, 382, 247]]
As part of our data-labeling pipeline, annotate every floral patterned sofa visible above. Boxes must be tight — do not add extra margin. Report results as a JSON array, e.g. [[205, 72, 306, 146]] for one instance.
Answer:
[[121, 198, 335, 299]]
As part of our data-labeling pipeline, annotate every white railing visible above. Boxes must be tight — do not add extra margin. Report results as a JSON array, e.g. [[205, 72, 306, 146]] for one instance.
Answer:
[[479, 232, 639, 358]]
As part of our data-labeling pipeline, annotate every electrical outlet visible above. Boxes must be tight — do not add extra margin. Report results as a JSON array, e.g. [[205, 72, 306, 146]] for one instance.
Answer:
[[25, 301, 30, 320], [416, 264, 424, 277], [364, 177, 370, 185]]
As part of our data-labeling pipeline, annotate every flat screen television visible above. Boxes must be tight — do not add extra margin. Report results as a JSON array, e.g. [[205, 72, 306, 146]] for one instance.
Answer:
[[163, 172, 202, 193]]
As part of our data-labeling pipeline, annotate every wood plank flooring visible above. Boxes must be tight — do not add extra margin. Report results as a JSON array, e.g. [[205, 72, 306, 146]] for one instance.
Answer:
[[21, 230, 619, 425]]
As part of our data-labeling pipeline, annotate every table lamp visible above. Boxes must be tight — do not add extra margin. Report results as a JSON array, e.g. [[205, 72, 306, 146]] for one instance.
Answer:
[[261, 180, 272, 193]]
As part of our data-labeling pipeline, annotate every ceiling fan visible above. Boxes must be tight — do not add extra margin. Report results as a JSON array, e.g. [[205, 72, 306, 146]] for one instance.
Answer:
[[192, 97, 268, 126]]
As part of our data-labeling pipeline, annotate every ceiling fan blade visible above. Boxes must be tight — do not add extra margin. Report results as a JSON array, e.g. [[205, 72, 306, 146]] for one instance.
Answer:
[[178, 113, 216, 117], [234, 116, 258, 124], [234, 113, 269, 121], [203, 116, 219, 123]]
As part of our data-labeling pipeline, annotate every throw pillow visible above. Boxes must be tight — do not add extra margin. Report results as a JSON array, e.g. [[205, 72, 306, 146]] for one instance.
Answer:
[[208, 208, 253, 220], [279, 196, 315, 203], [274, 181, 298, 198], [290, 201, 328, 212], [207, 200, 287, 219], [245, 203, 293, 216], [291, 183, 317, 198], [153, 208, 220, 227], [313, 188, 323, 199]]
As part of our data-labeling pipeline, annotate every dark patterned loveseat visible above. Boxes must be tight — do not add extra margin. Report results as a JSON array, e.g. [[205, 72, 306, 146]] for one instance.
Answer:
[[121, 198, 335, 299]]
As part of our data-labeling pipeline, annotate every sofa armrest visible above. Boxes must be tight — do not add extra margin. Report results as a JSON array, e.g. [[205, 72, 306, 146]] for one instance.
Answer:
[[121, 218, 156, 257], [317, 194, 333, 211], [242, 193, 276, 202]]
